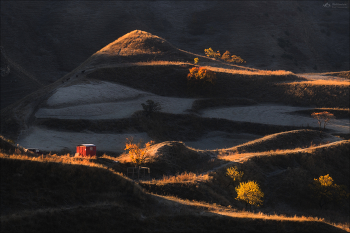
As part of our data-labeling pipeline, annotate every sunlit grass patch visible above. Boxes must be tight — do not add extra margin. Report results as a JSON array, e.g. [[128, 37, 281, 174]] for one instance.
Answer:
[[202, 66, 294, 76], [0, 152, 106, 169], [288, 79, 349, 86], [146, 171, 211, 184]]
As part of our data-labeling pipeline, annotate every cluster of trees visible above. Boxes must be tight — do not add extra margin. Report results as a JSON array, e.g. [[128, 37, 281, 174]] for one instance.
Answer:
[[204, 48, 246, 64]]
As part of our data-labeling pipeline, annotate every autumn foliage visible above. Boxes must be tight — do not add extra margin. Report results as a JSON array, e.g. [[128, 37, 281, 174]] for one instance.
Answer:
[[187, 67, 216, 89], [221, 50, 246, 64], [310, 174, 347, 209], [204, 47, 221, 58], [235, 180, 264, 209], [124, 138, 154, 167], [226, 166, 244, 186], [204, 48, 246, 63], [187, 67, 217, 87]]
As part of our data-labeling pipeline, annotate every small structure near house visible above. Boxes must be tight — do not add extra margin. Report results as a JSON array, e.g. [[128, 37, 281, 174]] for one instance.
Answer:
[[76, 144, 96, 157]]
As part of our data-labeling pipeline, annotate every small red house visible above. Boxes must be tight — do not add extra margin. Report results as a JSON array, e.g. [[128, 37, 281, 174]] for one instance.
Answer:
[[76, 144, 96, 157]]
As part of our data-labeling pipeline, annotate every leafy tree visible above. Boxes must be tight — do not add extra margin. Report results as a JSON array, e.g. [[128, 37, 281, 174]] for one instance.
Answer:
[[317, 174, 334, 186], [235, 180, 264, 210], [311, 111, 335, 130], [204, 48, 221, 58], [187, 67, 217, 88], [230, 55, 246, 64], [310, 174, 347, 209], [221, 50, 232, 62], [124, 137, 154, 167], [221, 50, 246, 63], [141, 100, 161, 116], [226, 166, 244, 187]]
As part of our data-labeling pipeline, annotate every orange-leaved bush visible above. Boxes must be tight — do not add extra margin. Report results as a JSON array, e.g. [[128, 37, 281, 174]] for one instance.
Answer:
[[221, 50, 246, 63], [187, 67, 217, 87], [204, 48, 221, 58], [316, 174, 334, 186], [230, 55, 246, 64], [124, 138, 154, 167]]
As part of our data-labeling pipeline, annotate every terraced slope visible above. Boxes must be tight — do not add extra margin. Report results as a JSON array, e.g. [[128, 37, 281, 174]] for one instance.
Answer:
[[1, 30, 349, 153]]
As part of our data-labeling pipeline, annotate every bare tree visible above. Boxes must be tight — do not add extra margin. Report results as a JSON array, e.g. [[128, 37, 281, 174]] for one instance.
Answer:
[[311, 111, 335, 130]]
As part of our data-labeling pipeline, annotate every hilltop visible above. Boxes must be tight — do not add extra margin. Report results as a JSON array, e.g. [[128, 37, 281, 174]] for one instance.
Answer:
[[87, 30, 199, 66]]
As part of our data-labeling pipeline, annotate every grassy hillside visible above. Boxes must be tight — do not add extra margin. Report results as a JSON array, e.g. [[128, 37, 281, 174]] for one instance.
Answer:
[[87, 65, 349, 108], [1, 135, 349, 232], [138, 139, 350, 230]]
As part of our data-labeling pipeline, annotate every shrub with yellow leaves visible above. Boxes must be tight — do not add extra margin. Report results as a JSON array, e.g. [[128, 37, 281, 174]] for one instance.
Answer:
[[310, 174, 347, 209], [124, 138, 154, 167], [204, 48, 221, 58], [316, 174, 334, 186], [235, 180, 264, 210], [187, 67, 217, 88], [226, 166, 244, 187]]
